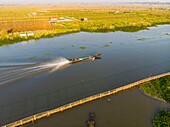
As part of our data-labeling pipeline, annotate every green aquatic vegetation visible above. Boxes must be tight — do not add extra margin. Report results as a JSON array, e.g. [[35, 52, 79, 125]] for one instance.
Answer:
[[140, 75, 170, 103], [0, 29, 79, 46], [110, 42, 112, 44], [107, 98, 112, 102], [1, 5, 170, 46], [164, 33, 170, 36], [103, 43, 110, 48], [137, 37, 151, 41], [137, 38, 146, 41], [43, 53, 51, 56], [140, 76, 170, 127], [28, 56, 37, 59], [79, 46, 86, 49], [153, 110, 170, 127], [71, 44, 74, 47]]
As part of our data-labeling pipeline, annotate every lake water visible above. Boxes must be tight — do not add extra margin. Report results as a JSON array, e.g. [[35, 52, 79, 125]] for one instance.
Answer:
[[28, 89, 170, 127], [0, 25, 170, 126]]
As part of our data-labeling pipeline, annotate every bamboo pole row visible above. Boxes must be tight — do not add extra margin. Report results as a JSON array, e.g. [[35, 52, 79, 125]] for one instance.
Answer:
[[3, 72, 170, 127]]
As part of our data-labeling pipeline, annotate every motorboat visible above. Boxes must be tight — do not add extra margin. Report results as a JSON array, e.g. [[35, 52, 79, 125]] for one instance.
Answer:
[[69, 54, 101, 64]]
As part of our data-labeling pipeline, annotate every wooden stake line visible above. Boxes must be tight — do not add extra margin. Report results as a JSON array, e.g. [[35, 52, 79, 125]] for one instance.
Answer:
[[2, 72, 170, 127]]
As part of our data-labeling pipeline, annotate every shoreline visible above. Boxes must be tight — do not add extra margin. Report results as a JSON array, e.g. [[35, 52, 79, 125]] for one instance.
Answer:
[[3, 72, 170, 127], [28, 88, 170, 127], [138, 87, 167, 103], [1, 23, 169, 46], [1, 4, 170, 46], [139, 75, 170, 127], [0, 29, 80, 46], [27, 88, 170, 127]]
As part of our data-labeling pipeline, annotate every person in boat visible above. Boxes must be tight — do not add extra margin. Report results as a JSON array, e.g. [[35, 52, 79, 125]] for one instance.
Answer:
[[73, 58, 77, 61], [93, 54, 101, 59], [91, 57, 95, 61]]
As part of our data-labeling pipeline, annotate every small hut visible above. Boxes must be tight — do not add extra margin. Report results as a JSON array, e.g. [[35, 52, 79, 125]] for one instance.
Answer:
[[80, 18, 88, 21], [20, 33, 27, 37]]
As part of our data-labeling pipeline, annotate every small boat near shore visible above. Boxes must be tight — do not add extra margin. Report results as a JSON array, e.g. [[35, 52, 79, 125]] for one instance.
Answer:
[[69, 54, 101, 64], [86, 112, 96, 127]]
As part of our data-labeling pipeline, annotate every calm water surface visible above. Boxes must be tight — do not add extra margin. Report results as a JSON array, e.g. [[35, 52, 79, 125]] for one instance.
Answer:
[[29, 89, 170, 127], [0, 25, 170, 125]]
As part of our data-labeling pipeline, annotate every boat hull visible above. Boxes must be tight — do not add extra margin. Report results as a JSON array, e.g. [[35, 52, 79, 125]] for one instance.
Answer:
[[69, 54, 101, 64]]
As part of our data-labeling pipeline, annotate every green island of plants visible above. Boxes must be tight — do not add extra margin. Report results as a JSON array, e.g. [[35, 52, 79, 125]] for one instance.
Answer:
[[103, 43, 110, 48], [137, 37, 150, 41], [140, 75, 170, 127], [0, 4, 170, 46], [164, 33, 170, 36], [153, 110, 170, 127], [79, 46, 86, 50]]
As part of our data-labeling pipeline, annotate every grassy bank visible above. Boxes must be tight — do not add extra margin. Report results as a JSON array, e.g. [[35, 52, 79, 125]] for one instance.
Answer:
[[153, 110, 170, 127], [0, 4, 170, 46], [0, 29, 79, 46], [140, 75, 170, 127], [140, 75, 170, 103]]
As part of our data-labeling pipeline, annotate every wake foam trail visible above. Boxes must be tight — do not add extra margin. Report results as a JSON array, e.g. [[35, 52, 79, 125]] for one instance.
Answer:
[[0, 58, 70, 86]]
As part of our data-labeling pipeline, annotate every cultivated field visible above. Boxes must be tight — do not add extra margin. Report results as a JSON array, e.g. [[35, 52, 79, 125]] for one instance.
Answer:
[[0, 4, 170, 45]]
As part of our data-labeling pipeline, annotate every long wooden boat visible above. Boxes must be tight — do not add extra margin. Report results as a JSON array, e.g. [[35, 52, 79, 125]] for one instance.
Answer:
[[69, 54, 101, 64]]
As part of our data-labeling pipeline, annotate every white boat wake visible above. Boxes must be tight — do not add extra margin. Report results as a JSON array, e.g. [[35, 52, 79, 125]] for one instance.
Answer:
[[0, 58, 70, 86]]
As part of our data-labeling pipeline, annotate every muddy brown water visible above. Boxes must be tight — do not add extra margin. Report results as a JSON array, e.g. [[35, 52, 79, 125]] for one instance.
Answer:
[[0, 25, 170, 126], [28, 89, 170, 127]]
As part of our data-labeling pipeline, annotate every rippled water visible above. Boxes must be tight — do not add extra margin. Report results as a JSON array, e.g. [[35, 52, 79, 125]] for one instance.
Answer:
[[0, 25, 170, 125], [0, 58, 70, 86]]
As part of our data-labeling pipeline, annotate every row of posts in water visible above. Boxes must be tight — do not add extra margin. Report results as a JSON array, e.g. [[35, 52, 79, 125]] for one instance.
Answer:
[[3, 72, 170, 127]]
